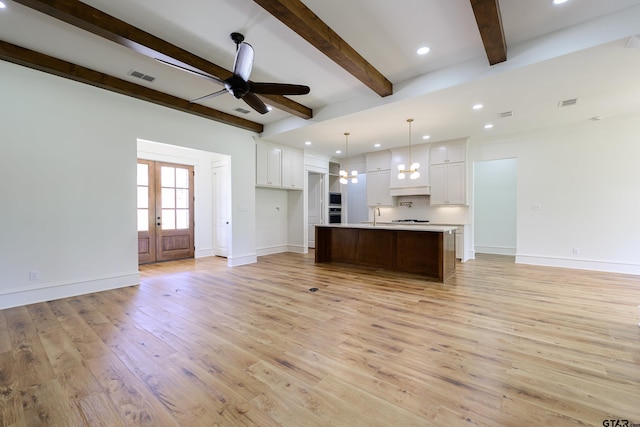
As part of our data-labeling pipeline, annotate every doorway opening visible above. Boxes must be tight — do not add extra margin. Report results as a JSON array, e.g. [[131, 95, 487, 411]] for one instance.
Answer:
[[473, 158, 517, 257], [137, 160, 195, 264]]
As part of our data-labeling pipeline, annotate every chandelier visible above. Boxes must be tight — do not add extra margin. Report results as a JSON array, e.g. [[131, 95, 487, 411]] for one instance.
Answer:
[[397, 118, 420, 180], [339, 132, 358, 184]]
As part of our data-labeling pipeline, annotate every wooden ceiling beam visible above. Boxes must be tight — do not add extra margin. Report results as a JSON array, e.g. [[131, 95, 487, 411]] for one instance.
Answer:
[[253, 0, 393, 97], [0, 40, 264, 133], [470, 0, 507, 65], [12, 0, 313, 119]]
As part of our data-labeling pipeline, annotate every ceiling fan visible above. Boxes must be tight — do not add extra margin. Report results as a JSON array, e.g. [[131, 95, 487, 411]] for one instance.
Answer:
[[157, 32, 310, 114]]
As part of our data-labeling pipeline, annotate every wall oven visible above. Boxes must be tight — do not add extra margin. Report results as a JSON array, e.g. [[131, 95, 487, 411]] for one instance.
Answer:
[[329, 192, 342, 207], [328, 207, 342, 224]]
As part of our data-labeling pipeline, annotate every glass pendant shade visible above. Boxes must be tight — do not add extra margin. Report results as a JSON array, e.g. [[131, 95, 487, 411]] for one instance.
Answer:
[[340, 132, 357, 185], [397, 118, 420, 180]]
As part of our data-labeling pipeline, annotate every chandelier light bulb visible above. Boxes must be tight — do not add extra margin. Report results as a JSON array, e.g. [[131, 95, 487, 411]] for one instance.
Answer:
[[398, 164, 405, 171], [398, 172, 406, 180], [410, 171, 420, 180], [351, 177, 358, 184], [339, 177, 348, 185]]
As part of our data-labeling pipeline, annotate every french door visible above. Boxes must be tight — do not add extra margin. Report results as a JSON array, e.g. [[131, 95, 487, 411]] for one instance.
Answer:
[[137, 159, 195, 264]]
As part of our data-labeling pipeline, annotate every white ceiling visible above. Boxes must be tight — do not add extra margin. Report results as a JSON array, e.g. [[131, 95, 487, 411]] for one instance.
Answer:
[[1, 0, 639, 159]]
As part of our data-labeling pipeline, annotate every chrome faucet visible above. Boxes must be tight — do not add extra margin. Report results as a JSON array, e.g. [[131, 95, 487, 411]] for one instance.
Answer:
[[373, 206, 381, 226]]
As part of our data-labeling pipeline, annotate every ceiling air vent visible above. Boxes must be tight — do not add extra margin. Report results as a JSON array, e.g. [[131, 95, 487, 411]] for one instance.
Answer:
[[234, 107, 251, 114], [498, 111, 513, 118], [558, 98, 577, 108], [128, 69, 156, 82]]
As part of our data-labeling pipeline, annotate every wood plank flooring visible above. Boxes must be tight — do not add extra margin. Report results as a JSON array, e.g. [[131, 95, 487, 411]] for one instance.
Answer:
[[1, 252, 639, 426]]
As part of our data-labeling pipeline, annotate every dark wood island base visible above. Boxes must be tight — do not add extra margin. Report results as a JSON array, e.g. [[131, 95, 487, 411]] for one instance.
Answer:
[[315, 225, 456, 282]]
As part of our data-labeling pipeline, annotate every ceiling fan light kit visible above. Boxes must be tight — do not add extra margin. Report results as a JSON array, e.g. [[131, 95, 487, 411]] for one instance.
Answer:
[[397, 118, 420, 180]]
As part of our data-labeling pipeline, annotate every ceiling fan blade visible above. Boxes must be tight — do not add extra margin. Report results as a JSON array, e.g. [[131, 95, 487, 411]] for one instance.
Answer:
[[249, 82, 310, 96], [190, 89, 227, 103], [242, 92, 269, 114], [233, 42, 254, 82], [155, 58, 225, 85]]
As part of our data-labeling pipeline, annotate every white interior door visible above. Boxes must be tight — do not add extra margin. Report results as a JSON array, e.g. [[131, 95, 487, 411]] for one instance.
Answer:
[[214, 163, 231, 257], [307, 173, 323, 248]]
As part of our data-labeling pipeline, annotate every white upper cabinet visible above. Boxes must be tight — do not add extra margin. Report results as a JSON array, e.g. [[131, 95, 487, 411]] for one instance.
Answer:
[[389, 143, 430, 195], [365, 150, 391, 172], [256, 142, 282, 188], [430, 140, 466, 165], [282, 148, 304, 190], [256, 142, 304, 190], [366, 170, 394, 207], [429, 139, 467, 205]]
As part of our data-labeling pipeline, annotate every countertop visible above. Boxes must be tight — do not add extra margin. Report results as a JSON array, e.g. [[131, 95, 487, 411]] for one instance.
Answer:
[[316, 223, 458, 233]]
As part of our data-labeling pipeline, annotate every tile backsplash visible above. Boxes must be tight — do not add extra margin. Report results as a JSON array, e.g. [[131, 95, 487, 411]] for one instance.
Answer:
[[371, 196, 469, 225]]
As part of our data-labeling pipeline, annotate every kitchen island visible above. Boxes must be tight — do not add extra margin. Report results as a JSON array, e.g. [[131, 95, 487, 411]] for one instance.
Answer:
[[315, 224, 457, 282]]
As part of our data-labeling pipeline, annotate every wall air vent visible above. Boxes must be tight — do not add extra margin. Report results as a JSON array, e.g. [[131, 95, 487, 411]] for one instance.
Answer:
[[558, 98, 577, 107], [234, 107, 251, 114], [498, 111, 513, 118], [127, 69, 156, 82]]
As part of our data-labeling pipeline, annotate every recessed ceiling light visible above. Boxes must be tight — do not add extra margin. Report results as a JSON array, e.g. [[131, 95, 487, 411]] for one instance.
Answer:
[[374, 143, 381, 148], [422, 135, 430, 140], [336, 150, 342, 154], [472, 104, 483, 110], [484, 123, 494, 129], [266, 105, 273, 112], [417, 46, 430, 55], [0, 2, 6, 9], [553, 0, 569, 4], [305, 141, 312, 145]]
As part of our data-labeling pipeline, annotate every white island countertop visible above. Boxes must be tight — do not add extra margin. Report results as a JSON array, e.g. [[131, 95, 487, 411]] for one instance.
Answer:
[[316, 223, 458, 233]]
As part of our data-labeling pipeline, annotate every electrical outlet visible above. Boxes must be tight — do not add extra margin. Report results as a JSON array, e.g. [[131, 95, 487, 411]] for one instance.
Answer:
[[572, 248, 580, 255], [29, 270, 40, 281]]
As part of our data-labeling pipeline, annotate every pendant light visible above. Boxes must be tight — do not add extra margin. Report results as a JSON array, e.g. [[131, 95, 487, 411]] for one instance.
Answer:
[[397, 118, 420, 180], [339, 132, 358, 184]]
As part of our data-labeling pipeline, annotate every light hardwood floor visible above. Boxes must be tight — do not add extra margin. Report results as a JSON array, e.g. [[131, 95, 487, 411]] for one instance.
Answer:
[[1, 252, 639, 426]]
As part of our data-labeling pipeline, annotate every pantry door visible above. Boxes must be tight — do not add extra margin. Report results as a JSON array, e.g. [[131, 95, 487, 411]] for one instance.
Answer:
[[137, 160, 195, 264]]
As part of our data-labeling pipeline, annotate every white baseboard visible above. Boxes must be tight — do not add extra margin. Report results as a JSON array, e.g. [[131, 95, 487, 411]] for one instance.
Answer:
[[287, 245, 307, 254], [256, 244, 308, 256], [0, 273, 140, 310], [516, 254, 640, 275], [195, 248, 214, 258], [226, 253, 257, 267], [475, 246, 516, 256], [256, 245, 289, 256]]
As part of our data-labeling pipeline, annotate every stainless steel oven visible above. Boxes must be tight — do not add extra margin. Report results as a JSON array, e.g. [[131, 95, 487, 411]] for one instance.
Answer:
[[328, 207, 342, 224]]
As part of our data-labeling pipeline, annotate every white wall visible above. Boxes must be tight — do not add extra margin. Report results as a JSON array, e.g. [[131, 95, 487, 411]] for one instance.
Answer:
[[473, 158, 517, 255], [0, 61, 258, 309], [255, 187, 289, 255], [468, 114, 640, 274]]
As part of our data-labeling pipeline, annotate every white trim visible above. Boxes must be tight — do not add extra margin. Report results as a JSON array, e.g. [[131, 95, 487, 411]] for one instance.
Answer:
[[516, 254, 640, 275], [287, 244, 307, 254], [475, 245, 516, 256], [226, 254, 257, 267], [256, 245, 289, 256], [0, 273, 139, 310], [195, 248, 214, 258]]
